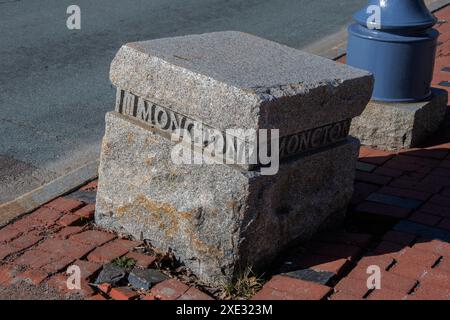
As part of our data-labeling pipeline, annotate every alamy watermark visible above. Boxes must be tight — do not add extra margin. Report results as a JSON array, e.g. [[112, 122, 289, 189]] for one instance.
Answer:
[[366, 265, 382, 290], [66, 265, 81, 290], [66, 5, 81, 30], [170, 125, 280, 176], [366, 5, 381, 30]]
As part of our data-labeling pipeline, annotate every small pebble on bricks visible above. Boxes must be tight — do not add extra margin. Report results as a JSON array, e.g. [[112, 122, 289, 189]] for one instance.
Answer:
[[95, 264, 127, 286], [128, 268, 169, 290]]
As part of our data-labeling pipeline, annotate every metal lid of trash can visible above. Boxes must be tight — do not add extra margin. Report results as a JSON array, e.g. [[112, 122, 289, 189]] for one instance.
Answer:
[[353, 0, 437, 31]]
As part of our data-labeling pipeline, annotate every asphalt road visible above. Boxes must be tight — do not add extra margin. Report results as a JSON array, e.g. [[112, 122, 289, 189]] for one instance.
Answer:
[[0, 0, 367, 203]]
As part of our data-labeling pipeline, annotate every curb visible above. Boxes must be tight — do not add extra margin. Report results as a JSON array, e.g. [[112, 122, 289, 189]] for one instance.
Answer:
[[0, 160, 99, 227]]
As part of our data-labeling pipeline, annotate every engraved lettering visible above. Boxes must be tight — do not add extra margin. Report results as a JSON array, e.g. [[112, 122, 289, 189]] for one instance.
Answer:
[[115, 89, 124, 112], [278, 119, 350, 159], [287, 135, 299, 155], [154, 105, 171, 130], [136, 99, 150, 121], [299, 131, 312, 151], [116, 89, 351, 161], [329, 122, 342, 142], [311, 127, 323, 148], [122, 92, 136, 116], [322, 125, 332, 144]]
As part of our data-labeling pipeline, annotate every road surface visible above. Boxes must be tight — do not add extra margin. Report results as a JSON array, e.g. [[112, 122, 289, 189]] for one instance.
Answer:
[[0, 0, 367, 204]]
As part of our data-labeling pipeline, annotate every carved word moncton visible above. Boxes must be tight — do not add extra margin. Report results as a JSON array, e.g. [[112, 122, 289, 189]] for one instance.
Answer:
[[279, 119, 351, 159], [115, 90, 350, 163], [116, 89, 280, 173], [116, 89, 197, 136]]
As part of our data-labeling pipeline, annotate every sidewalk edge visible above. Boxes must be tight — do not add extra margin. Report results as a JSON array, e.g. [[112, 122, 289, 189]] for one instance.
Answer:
[[0, 160, 99, 227]]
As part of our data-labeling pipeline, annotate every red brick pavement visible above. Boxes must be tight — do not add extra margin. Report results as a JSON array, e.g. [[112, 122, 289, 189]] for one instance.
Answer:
[[0, 4, 449, 301]]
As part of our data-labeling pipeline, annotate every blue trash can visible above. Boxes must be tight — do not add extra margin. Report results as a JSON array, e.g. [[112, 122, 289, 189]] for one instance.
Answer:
[[346, 0, 439, 102]]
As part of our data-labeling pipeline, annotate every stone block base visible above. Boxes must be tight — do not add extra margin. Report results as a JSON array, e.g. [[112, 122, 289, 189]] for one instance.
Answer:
[[95, 112, 359, 285], [350, 88, 448, 150]]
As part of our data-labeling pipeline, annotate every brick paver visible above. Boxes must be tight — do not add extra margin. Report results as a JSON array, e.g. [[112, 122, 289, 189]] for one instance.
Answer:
[[44, 198, 84, 213], [252, 275, 331, 300], [70, 230, 116, 247], [125, 251, 157, 268], [109, 287, 139, 300], [87, 239, 141, 263], [178, 287, 215, 300], [0, 3, 449, 301], [150, 279, 190, 300]]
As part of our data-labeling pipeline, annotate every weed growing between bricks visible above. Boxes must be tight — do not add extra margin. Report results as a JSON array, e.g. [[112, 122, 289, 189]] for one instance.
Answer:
[[220, 267, 265, 300], [129, 242, 267, 300]]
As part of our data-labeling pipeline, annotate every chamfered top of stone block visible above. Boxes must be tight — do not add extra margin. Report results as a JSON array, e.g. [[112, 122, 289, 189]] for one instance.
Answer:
[[110, 31, 373, 136], [116, 31, 367, 90]]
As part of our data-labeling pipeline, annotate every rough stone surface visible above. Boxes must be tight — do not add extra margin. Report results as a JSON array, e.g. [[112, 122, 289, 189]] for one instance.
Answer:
[[97, 32, 373, 285], [96, 112, 360, 285], [282, 269, 335, 285], [110, 31, 373, 137], [350, 89, 448, 150], [128, 268, 169, 290], [94, 264, 127, 286]]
